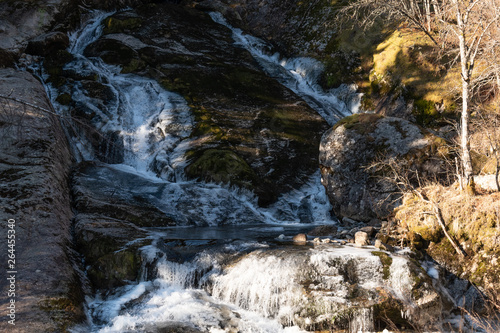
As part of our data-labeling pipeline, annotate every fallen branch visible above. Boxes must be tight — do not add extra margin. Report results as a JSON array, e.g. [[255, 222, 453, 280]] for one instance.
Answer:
[[416, 190, 467, 258]]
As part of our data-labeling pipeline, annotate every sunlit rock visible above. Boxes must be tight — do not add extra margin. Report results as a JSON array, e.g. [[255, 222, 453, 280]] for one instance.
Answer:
[[320, 113, 451, 222]]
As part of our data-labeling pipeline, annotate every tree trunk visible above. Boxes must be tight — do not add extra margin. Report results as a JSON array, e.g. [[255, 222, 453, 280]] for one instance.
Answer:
[[461, 78, 474, 187], [424, 0, 431, 32], [456, 4, 474, 191]]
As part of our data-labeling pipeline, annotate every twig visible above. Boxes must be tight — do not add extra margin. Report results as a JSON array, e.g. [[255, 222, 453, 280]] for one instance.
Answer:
[[415, 189, 467, 257]]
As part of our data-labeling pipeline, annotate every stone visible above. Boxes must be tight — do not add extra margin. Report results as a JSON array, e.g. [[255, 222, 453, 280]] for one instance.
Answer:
[[0, 0, 75, 54], [25, 31, 70, 57], [320, 114, 450, 222], [360, 226, 376, 237], [321, 238, 331, 243], [368, 218, 383, 227], [0, 68, 84, 332], [308, 225, 338, 236], [293, 233, 307, 242], [355, 231, 370, 247], [376, 233, 390, 244], [342, 216, 359, 226], [374, 239, 394, 252]]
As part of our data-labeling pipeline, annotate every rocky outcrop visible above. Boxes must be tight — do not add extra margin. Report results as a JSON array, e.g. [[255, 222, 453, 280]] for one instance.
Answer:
[[194, 0, 337, 57], [0, 0, 76, 57], [0, 68, 83, 332], [71, 162, 176, 291], [319, 113, 450, 222], [25, 32, 70, 57]]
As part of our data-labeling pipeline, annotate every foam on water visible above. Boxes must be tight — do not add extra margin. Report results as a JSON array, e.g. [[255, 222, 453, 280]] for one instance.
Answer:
[[87, 243, 309, 333]]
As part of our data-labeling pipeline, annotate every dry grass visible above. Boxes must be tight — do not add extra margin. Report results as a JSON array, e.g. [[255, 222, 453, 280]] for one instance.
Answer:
[[395, 184, 500, 308]]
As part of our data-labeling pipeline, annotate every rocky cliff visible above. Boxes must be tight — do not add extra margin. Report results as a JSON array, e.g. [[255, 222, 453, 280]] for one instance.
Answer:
[[0, 68, 83, 332]]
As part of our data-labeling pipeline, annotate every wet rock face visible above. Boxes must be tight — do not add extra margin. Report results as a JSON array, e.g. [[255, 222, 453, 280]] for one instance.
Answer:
[[77, 3, 328, 205], [319, 114, 450, 222], [71, 162, 174, 290], [0, 0, 76, 55], [0, 68, 83, 332], [25, 31, 70, 56], [194, 0, 336, 57]]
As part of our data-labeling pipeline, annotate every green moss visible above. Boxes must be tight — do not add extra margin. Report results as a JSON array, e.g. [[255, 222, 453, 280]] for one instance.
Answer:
[[334, 113, 383, 135], [56, 93, 72, 105], [414, 99, 439, 126], [185, 149, 257, 189], [189, 106, 225, 140], [103, 16, 142, 34], [87, 249, 142, 290], [121, 58, 146, 73], [372, 251, 393, 279], [412, 225, 442, 243]]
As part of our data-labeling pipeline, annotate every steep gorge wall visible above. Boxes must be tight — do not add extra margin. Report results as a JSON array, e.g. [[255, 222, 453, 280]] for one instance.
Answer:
[[0, 68, 83, 332]]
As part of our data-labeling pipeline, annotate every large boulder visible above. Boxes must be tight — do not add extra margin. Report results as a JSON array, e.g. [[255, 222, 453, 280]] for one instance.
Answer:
[[0, 68, 84, 332], [25, 31, 70, 57], [319, 113, 450, 222]]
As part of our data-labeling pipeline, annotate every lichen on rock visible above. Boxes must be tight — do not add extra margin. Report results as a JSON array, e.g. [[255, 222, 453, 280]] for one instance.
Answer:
[[319, 113, 451, 222]]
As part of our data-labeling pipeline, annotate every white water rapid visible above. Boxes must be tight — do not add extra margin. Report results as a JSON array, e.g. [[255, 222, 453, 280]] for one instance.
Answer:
[[39, 9, 446, 333]]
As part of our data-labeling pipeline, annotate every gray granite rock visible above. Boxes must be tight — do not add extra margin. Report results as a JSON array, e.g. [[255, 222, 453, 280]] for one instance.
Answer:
[[320, 114, 450, 222]]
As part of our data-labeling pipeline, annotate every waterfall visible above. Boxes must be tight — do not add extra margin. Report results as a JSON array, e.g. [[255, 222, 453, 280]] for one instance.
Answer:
[[44, 10, 337, 227], [60, 11, 194, 180], [38, 9, 447, 333], [209, 12, 359, 126], [88, 242, 310, 333]]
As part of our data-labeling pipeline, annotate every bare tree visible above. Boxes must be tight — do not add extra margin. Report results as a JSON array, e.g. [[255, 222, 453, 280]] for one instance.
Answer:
[[340, 0, 500, 193], [443, 0, 500, 190], [368, 156, 467, 257]]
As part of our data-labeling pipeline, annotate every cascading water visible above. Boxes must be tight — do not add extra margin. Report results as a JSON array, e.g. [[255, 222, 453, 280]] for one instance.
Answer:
[[43, 10, 337, 227], [208, 12, 358, 126], [39, 9, 448, 333]]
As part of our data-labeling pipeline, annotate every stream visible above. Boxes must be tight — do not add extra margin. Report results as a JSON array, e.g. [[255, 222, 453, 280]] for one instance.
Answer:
[[37, 8, 455, 333]]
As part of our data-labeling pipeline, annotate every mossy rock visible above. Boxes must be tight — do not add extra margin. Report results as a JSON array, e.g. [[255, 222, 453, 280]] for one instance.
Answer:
[[185, 149, 258, 189], [414, 99, 439, 126], [372, 251, 393, 280], [43, 49, 73, 87], [411, 225, 442, 244], [332, 113, 383, 134], [320, 114, 451, 221], [84, 38, 144, 73], [87, 249, 143, 290], [55, 93, 72, 105], [103, 15, 142, 34]]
